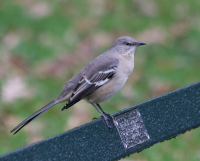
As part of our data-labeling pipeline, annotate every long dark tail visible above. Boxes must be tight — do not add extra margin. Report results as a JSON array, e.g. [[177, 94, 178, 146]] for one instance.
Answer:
[[10, 101, 56, 135]]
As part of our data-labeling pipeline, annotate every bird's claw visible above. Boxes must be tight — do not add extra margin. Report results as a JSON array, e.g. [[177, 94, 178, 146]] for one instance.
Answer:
[[92, 116, 102, 121], [92, 115, 112, 128], [104, 113, 115, 122], [104, 116, 112, 129]]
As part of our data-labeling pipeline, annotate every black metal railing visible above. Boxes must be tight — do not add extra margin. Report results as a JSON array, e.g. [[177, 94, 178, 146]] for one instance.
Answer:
[[1, 81, 200, 161]]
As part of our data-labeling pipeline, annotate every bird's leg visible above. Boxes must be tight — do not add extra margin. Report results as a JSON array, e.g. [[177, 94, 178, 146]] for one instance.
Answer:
[[92, 104, 108, 120], [96, 103, 110, 115], [90, 102, 111, 128], [96, 103, 115, 122]]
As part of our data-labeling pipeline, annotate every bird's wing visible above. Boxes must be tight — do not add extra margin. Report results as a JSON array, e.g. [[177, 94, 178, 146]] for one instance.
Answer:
[[62, 58, 119, 110]]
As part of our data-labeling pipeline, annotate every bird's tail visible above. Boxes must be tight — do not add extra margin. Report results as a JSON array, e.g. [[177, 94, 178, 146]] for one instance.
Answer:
[[10, 101, 56, 135]]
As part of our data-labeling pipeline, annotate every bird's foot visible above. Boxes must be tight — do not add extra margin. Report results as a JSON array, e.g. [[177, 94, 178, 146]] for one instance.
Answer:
[[92, 115, 112, 128], [104, 113, 115, 122], [92, 116, 102, 121], [102, 115, 112, 129]]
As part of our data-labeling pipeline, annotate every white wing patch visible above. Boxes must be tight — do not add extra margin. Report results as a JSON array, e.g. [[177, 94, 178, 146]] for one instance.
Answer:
[[83, 76, 110, 87], [83, 76, 92, 84], [94, 78, 109, 86], [99, 69, 115, 74]]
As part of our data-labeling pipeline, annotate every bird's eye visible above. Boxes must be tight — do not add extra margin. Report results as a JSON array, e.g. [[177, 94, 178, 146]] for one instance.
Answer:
[[125, 42, 130, 46]]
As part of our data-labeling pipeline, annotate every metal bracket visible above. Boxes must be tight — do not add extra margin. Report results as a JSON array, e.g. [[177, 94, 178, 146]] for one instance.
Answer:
[[114, 108, 150, 149]]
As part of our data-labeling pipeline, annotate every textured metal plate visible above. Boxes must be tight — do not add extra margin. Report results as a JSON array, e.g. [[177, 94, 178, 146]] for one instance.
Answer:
[[114, 108, 150, 149]]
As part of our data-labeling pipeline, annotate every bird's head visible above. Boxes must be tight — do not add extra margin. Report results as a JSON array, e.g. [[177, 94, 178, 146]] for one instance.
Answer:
[[109, 36, 146, 55]]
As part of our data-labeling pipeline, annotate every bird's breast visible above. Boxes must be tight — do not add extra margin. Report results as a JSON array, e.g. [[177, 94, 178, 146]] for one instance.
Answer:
[[120, 54, 135, 76]]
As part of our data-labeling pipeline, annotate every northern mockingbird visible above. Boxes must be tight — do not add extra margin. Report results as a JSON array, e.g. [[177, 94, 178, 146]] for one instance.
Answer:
[[11, 36, 146, 134]]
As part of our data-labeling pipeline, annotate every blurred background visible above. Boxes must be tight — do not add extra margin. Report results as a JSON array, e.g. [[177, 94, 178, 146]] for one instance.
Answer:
[[0, 0, 200, 160]]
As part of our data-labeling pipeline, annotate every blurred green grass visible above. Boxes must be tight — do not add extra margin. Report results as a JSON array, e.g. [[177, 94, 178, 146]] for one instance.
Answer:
[[0, 0, 200, 160]]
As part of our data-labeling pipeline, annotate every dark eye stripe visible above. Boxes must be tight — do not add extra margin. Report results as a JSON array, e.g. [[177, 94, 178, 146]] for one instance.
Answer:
[[125, 42, 137, 46]]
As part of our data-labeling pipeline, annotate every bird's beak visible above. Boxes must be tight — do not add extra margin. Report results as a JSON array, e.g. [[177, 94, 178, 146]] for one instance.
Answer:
[[137, 42, 146, 46]]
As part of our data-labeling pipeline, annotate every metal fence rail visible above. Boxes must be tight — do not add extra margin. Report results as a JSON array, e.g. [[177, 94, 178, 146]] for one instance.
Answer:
[[1, 81, 200, 161]]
